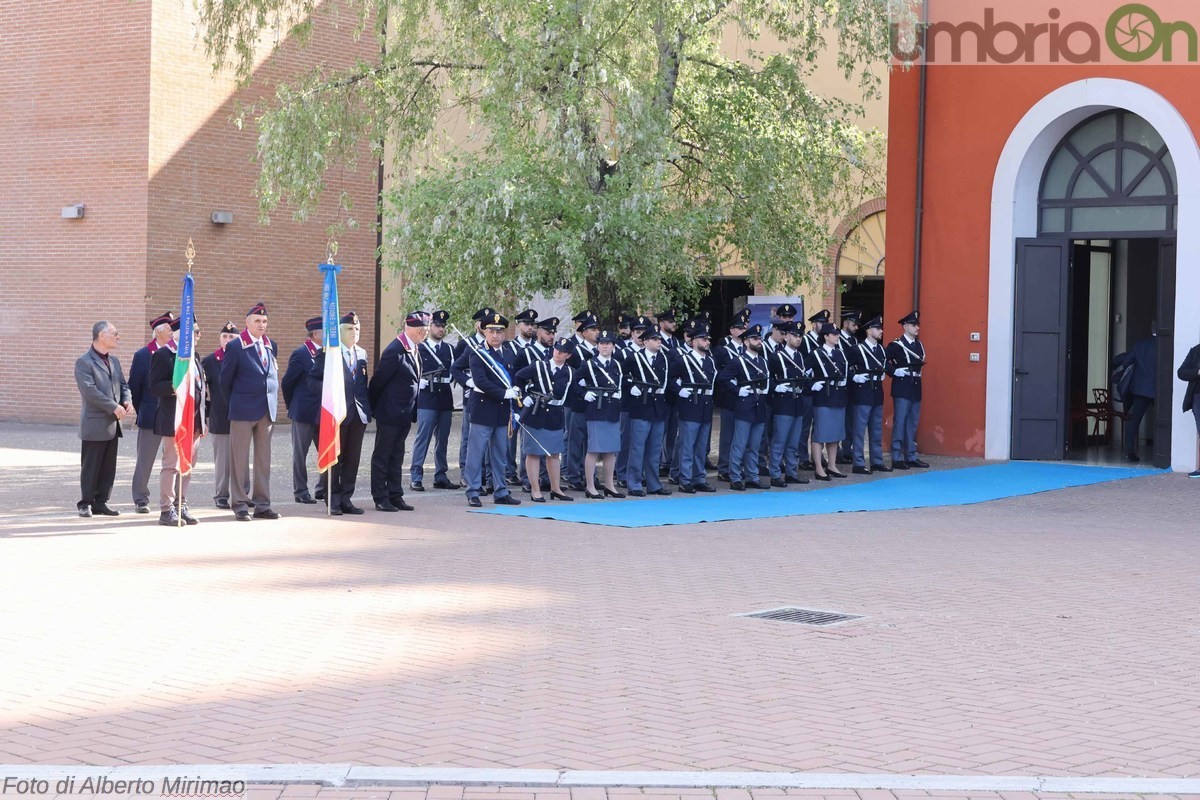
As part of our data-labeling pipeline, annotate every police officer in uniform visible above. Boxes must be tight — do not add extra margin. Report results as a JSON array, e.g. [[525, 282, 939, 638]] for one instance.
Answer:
[[886, 310, 930, 469], [797, 309, 831, 470], [669, 320, 717, 493], [129, 311, 175, 513], [655, 309, 681, 478], [713, 309, 750, 481], [283, 316, 324, 503], [409, 310, 459, 491], [502, 308, 539, 486], [514, 317, 557, 493], [369, 311, 427, 512], [806, 322, 851, 481], [719, 323, 771, 491], [311, 311, 371, 515], [454, 307, 495, 485], [848, 315, 891, 474], [623, 324, 672, 496], [513, 337, 577, 502], [454, 312, 523, 507], [767, 322, 812, 487], [579, 328, 625, 499], [836, 309, 861, 465], [615, 315, 651, 485], [201, 321, 246, 509], [564, 312, 599, 490]]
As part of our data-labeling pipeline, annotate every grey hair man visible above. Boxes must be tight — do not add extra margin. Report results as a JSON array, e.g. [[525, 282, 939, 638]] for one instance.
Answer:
[[75, 321, 133, 517]]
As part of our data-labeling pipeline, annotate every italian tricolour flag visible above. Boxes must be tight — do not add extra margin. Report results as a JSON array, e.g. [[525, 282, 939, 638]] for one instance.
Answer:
[[173, 273, 197, 474]]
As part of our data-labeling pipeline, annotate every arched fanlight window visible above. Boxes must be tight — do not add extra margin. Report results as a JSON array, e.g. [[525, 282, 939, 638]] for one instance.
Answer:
[[1039, 110, 1176, 236]]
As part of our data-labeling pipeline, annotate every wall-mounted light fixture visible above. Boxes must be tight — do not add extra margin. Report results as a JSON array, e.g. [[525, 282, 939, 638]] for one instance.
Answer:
[[211, 211, 233, 225], [61, 204, 85, 219]]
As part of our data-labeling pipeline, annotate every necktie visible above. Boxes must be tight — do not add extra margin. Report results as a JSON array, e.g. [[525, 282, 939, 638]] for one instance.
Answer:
[[344, 348, 354, 372], [257, 341, 267, 369]]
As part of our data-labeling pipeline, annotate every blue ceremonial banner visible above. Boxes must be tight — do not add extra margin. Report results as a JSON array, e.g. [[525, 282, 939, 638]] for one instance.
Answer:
[[318, 262, 345, 474], [178, 273, 195, 361]]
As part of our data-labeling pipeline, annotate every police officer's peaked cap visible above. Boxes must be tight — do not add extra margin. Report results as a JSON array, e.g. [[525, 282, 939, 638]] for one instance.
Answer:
[[898, 310, 920, 326], [808, 309, 831, 324]]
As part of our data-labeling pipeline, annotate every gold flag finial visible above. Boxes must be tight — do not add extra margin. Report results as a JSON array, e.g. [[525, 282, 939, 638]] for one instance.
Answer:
[[185, 238, 196, 272], [326, 240, 338, 264]]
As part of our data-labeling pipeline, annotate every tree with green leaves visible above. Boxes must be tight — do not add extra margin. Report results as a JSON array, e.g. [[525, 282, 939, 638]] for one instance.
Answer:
[[200, 0, 903, 324]]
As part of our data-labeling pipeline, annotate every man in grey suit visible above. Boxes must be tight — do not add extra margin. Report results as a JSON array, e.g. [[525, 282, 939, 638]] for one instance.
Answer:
[[75, 321, 133, 517]]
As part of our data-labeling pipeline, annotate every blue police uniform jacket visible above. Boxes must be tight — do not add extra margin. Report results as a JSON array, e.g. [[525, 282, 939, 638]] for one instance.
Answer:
[[416, 339, 456, 412], [514, 360, 573, 431], [712, 337, 743, 410], [283, 341, 322, 425], [369, 336, 420, 425], [768, 346, 810, 417], [885, 336, 925, 402], [718, 350, 771, 423], [201, 348, 232, 435], [451, 344, 514, 428], [848, 339, 887, 407], [807, 346, 850, 409], [580, 356, 623, 423], [220, 332, 280, 422], [667, 349, 716, 424], [622, 349, 670, 422], [129, 342, 161, 428], [514, 341, 552, 372], [566, 336, 598, 412]]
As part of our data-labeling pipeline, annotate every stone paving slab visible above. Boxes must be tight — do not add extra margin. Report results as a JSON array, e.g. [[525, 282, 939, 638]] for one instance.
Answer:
[[1, 423, 1199, 780]]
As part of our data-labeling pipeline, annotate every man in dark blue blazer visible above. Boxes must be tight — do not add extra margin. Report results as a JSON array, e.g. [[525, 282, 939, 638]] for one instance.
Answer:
[[452, 312, 522, 507], [283, 316, 324, 503], [368, 311, 426, 512], [220, 303, 281, 521], [1115, 335, 1158, 462], [310, 311, 372, 515], [128, 311, 175, 513]]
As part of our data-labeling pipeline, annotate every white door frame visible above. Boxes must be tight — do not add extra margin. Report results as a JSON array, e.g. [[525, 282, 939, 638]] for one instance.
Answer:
[[986, 78, 1200, 472]]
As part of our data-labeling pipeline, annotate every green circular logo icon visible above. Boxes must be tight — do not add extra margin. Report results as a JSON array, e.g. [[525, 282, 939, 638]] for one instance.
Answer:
[[1107, 3, 1163, 61]]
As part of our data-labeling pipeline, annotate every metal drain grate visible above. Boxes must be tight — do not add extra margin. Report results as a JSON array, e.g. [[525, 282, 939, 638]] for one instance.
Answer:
[[738, 607, 864, 626]]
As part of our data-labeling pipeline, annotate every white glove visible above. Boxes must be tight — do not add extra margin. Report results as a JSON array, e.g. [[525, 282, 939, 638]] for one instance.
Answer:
[[419, 378, 429, 390], [853, 373, 869, 384], [678, 388, 693, 399], [675, 378, 683, 386], [894, 368, 910, 377], [630, 385, 643, 397], [512, 412, 521, 424], [504, 387, 519, 400], [812, 381, 826, 392], [774, 384, 789, 394], [738, 386, 752, 398], [584, 391, 598, 403], [578, 379, 587, 387], [522, 395, 535, 408], [466, 377, 476, 389]]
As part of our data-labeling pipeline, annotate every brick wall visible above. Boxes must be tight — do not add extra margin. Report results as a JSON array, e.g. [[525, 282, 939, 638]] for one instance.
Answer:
[[0, 0, 152, 424], [0, 0, 379, 425]]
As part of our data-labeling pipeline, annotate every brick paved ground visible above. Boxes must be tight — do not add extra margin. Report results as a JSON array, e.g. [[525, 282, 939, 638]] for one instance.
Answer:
[[252, 788, 1200, 800], [1, 422, 1199, 781]]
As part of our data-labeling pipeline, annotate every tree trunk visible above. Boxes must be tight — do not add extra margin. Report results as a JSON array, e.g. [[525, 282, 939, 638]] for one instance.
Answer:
[[585, 267, 622, 329]]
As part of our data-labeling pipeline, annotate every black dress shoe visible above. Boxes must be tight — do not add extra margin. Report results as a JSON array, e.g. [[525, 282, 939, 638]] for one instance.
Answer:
[[892, 461, 910, 470], [314, 490, 326, 501], [659, 465, 670, 477], [771, 478, 787, 488], [907, 459, 931, 468], [530, 495, 546, 503], [375, 501, 399, 512], [729, 481, 745, 491], [628, 489, 647, 497], [179, 507, 199, 525], [253, 508, 281, 520], [667, 477, 679, 486], [494, 494, 522, 506], [786, 475, 809, 485], [329, 506, 344, 516], [585, 490, 604, 499], [649, 487, 672, 496], [602, 487, 626, 499], [800, 461, 814, 471], [520, 482, 532, 494], [481, 484, 494, 496], [92, 503, 120, 516], [78, 505, 92, 518], [215, 498, 231, 509], [679, 485, 696, 494], [871, 464, 893, 473], [749, 481, 771, 490], [837, 454, 853, 465], [550, 491, 574, 502], [295, 493, 317, 504], [433, 480, 461, 490], [340, 503, 365, 515], [395, 499, 414, 511], [852, 466, 872, 475], [135, 502, 150, 514], [828, 470, 848, 479], [506, 476, 523, 487], [814, 473, 832, 482], [568, 482, 587, 491], [467, 497, 483, 508], [694, 483, 716, 493], [616, 479, 628, 489], [158, 509, 179, 526], [411, 483, 426, 492], [705, 460, 717, 470], [235, 510, 252, 521], [717, 472, 731, 482]]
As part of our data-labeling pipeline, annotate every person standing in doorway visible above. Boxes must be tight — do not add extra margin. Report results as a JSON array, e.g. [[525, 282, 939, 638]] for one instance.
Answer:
[[1115, 334, 1157, 462], [1178, 338, 1200, 478]]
